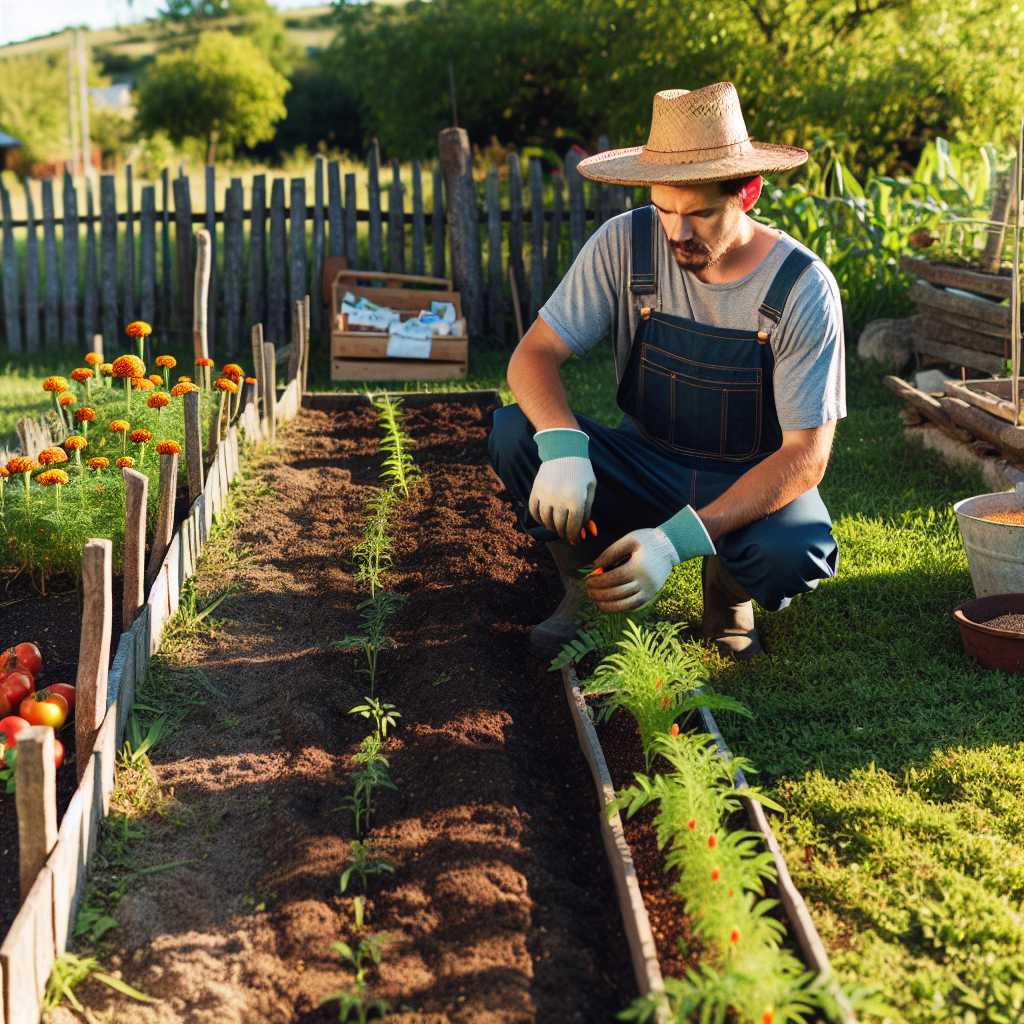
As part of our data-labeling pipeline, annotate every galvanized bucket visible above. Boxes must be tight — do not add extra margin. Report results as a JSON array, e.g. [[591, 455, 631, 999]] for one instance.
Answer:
[[954, 485, 1024, 597]]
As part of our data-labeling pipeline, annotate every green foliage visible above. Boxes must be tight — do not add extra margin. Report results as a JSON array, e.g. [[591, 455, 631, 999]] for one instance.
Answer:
[[43, 952, 156, 1012], [345, 733, 397, 837], [335, 591, 406, 696], [352, 488, 397, 597], [349, 697, 401, 740], [339, 840, 395, 895], [321, 901, 392, 1023], [135, 32, 289, 161], [371, 393, 420, 497]]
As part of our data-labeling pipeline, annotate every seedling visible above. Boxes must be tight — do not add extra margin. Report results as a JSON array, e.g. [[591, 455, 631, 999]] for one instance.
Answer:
[[321, 896, 393, 1023], [345, 734, 397, 836], [335, 591, 406, 695], [371, 393, 420, 497], [353, 488, 398, 597], [349, 697, 401, 739], [340, 841, 395, 894], [431, 670, 450, 687], [43, 952, 156, 1011]]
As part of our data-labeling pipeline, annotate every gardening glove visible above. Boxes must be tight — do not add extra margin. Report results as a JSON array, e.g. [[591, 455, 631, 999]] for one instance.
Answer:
[[586, 506, 715, 613], [528, 427, 597, 544]]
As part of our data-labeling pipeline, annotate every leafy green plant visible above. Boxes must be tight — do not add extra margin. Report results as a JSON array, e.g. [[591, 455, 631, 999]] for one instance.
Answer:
[[371, 393, 420, 497], [345, 734, 397, 836], [321, 896, 392, 1023], [43, 952, 157, 1011], [349, 697, 401, 739], [352, 487, 398, 597], [73, 904, 120, 944], [340, 840, 395, 894], [336, 591, 406, 695]]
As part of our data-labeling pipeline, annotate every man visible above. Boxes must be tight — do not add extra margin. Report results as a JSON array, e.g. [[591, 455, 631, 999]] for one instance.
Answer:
[[488, 82, 845, 661]]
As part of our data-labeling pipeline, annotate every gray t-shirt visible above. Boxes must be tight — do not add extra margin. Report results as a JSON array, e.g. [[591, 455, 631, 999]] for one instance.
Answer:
[[538, 208, 847, 431]]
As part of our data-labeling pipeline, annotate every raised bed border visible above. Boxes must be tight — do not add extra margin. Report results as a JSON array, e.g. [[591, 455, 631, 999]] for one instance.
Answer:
[[0, 371, 303, 1024]]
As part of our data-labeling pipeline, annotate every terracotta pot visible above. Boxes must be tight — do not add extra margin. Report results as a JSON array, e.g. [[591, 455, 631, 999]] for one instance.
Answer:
[[952, 592, 1024, 672]]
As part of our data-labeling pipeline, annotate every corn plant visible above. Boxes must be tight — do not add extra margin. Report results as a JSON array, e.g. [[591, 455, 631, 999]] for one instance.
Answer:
[[345, 734, 397, 836], [335, 591, 406, 695], [349, 697, 401, 739], [339, 840, 395, 894], [371, 393, 420, 497]]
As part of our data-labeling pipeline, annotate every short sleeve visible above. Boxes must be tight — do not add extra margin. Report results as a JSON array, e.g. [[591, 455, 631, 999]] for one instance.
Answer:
[[538, 217, 625, 357], [771, 262, 847, 431]]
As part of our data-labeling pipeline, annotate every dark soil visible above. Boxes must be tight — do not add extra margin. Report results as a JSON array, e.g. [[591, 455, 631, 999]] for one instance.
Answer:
[[67, 399, 634, 1023], [0, 565, 126, 938], [978, 612, 1024, 632], [979, 511, 1024, 526]]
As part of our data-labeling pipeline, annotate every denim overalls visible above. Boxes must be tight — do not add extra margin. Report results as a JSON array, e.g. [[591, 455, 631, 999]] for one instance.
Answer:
[[488, 205, 840, 612]]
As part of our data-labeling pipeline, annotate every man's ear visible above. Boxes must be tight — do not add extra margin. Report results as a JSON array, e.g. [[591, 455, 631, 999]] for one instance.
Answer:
[[739, 176, 763, 212]]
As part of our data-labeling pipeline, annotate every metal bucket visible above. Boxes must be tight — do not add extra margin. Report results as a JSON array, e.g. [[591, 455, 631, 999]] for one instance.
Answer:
[[954, 485, 1024, 597]]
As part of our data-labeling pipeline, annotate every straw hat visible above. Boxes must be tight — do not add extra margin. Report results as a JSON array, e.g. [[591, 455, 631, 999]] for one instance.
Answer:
[[577, 82, 808, 186]]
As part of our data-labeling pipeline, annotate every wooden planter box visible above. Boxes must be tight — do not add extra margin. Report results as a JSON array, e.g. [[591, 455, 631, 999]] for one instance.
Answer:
[[330, 269, 468, 382]]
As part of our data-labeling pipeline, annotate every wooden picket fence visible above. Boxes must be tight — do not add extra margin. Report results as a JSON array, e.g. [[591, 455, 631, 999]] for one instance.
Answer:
[[0, 135, 635, 358]]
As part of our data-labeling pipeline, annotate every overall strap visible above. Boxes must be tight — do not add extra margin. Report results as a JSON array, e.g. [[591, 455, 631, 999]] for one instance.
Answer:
[[629, 205, 657, 296], [758, 248, 815, 323]]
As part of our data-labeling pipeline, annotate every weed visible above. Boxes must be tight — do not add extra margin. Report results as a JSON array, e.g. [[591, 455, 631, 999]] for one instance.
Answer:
[[44, 952, 157, 1012]]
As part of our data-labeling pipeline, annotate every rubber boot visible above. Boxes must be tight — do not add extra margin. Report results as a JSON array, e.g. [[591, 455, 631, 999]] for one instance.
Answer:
[[701, 556, 765, 660], [529, 541, 590, 659]]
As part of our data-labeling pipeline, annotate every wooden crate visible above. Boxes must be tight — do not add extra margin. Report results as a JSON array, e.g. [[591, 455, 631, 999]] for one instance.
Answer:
[[330, 269, 468, 382]]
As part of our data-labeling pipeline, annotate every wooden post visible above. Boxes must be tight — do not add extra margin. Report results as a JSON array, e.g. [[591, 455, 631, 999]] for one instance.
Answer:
[[289, 177, 307, 346], [368, 140, 383, 271], [250, 323, 265, 418], [184, 388, 204, 503], [173, 174, 194, 340], [302, 293, 311, 394], [99, 173, 118, 350], [982, 171, 1013, 274], [83, 177, 98, 343], [122, 468, 148, 632], [41, 179, 59, 347], [247, 174, 267, 334], [262, 340, 277, 441], [388, 158, 405, 274], [91, 333, 103, 361], [327, 160, 343, 259], [432, 164, 445, 278], [204, 163, 218, 348], [123, 163, 136, 323], [0, 183, 21, 353], [140, 184, 157, 329], [289, 299, 303, 382], [146, 451, 178, 589], [22, 180, 39, 353], [76, 539, 112, 782], [507, 152, 526, 319], [412, 160, 426, 275], [438, 127, 483, 338], [15, 726, 57, 902], [161, 167, 172, 327], [566, 149, 585, 260], [528, 156, 545, 320], [223, 179, 244, 355], [193, 228, 211, 362], [312, 156, 325, 340], [62, 170, 80, 346], [485, 170, 505, 343], [344, 173, 358, 268], [268, 178, 286, 351]]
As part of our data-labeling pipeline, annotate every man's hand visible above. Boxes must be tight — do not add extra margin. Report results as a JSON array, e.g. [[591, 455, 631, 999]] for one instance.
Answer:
[[528, 428, 596, 543], [586, 506, 715, 613]]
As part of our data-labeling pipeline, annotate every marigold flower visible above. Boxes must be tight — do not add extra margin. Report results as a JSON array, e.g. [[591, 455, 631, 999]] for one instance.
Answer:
[[214, 377, 239, 394], [221, 363, 244, 382], [116, 456, 135, 469], [130, 429, 153, 444], [155, 355, 176, 368], [670, 723, 680, 737], [70, 367, 93, 383], [195, 357, 214, 368], [131, 376, 156, 391], [125, 320, 152, 338], [111, 354, 146, 379], [148, 393, 171, 410], [37, 469, 69, 486], [7, 456, 34, 474], [42, 375, 68, 393], [63, 435, 88, 452], [37, 446, 68, 466], [729, 928, 740, 944], [708, 834, 718, 849], [711, 867, 720, 882], [170, 381, 199, 397], [100, 363, 113, 376], [245, 376, 258, 385], [74, 407, 97, 422], [155, 440, 183, 456], [177, 375, 193, 383], [148, 374, 164, 386], [84, 352, 102, 366], [0, 467, 8, 479], [87, 456, 109, 470], [687, 818, 696, 830], [58, 394, 75, 407], [109, 420, 130, 434]]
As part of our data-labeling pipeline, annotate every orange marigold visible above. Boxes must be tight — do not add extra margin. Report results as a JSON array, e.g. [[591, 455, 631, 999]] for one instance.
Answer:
[[177, 375, 193, 383], [245, 376, 258, 384], [148, 393, 171, 410], [6, 456, 35, 474], [58, 394, 75, 407], [170, 382, 199, 396], [155, 355, 176, 368], [109, 420, 130, 434], [100, 363, 113, 376], [130, 429, 153, 444], [63, 435, 88, 452], [36, 469, 69, 487], [87, 456, 110, 470], [221, 363, 244, 381], [195, 357, 214, 368], [116, 456, 135, 469], [148, 374, 163, 386], [0, 467, 8, 479], [131, 376, 156, 391], [42, 375, 68, 393], [37, 447, 68, 466], [214, 377, 239, 394], [70, 367, 93, 383], [74, 407, 97, 422], [155, 440, 183, 456], [84, 352, 102, 366], [111, 354, 146, 379], [125, 320, 152, 338]]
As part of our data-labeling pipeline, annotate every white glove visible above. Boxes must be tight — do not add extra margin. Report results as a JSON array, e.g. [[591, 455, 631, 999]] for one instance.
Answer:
[[528, 428, 596, 544]]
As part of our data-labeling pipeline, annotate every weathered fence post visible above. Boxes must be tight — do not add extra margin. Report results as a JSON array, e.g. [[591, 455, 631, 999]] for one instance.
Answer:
[[566, 149, 586, 261], [223, 179, 244, 355], [83, 178, 98, 343], [22, 180, 39, 353], [161, 167, 172, 328], [388, 158, 405, 274], [982, 170, 1012, 274], [529, 156, 545, 320], [124, 163, 136, 323], [268, 178, 286, 349], [438, 128, 484, 339], [507, 153, 526, 322], [262, 340, 277, 441], [193, 228, 212, 362], [140, 185, 156, 329], [250, 322, 265, 419], [122, 467, 148, 631], [41, 179, 59, 347], [1, 183, 21, 353], [289, 178, 307, 345], [368, 139, 383, 271], [344, 172, 358, 269], [15, 726, 57, 902], [204, 163, 218, 347], [247, 174, 266, 334], [312, 156, 325, 339], [173, 174, 194, 341], [146, 450, 179, 589], [91, 333, 103, 361], [62, 170, 80, 346], [289, 299, 302, 383], [412, 161, 426, 275], [485, 169, 505, 343], [327, 160, 343, 259], [184, 388, 204, 503], [99, 173, 118, 349], [432, 164, 445, 279], [302, 294, 311, 394], [76, 538, 112, 782]]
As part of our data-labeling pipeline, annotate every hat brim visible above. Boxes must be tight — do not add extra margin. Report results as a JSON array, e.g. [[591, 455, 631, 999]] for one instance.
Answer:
[[576, 141, 808, 186]]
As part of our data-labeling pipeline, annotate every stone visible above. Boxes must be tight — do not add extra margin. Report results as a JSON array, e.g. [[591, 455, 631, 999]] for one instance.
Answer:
[[856, 317, 914, 371]]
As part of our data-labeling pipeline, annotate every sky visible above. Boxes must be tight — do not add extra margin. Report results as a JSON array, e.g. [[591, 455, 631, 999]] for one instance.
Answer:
[[0, 0, 322, 47]]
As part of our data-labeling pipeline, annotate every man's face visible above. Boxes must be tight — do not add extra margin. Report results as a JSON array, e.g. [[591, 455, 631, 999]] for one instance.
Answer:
[[650, 182, 745, 272]]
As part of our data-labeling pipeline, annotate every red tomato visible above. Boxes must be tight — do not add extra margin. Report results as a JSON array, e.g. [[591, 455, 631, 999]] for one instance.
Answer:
[[12, 643, 42, 678], [0, 716, 28, 749], [53, 738, 64, 770], [19, 692, 67, 730], [1, 671, 33, 708], [47, 683, 76, 713]]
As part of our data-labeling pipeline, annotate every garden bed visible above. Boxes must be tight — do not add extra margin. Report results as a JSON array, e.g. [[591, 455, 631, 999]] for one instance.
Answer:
[[65, 396, 635, 1021]]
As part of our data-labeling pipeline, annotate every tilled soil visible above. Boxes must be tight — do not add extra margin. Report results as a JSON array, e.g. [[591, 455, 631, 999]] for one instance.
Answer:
[[65, 399, 633, 1023]]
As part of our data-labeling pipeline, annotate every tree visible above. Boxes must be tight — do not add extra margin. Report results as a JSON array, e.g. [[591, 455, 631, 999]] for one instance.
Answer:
[[135, 32, 289, 163]]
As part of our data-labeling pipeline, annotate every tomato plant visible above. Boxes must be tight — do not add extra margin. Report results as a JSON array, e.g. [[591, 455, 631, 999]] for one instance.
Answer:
[[47, 683, 76, 712], [19, 691, 68, 730], [0, 715, 29, 749]]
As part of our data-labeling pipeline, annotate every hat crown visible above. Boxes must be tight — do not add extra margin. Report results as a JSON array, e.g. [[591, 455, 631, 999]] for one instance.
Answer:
[[646, 83, 749, 154]]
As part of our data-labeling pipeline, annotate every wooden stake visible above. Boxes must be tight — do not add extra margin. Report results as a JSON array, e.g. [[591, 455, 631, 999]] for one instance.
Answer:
[[91, 333, 103, 361], [250, 322, 264, 418], [262, 341, 277, 441], [122, 468, 148, 632], [75, 539, 112, 783], [288, 300, 302, 383], [145, 451, 178, 589], [303, 294, 311, 394], [184, 388, 204, 503], [15, 726, 57, 903], [193, 228, 212, 362]]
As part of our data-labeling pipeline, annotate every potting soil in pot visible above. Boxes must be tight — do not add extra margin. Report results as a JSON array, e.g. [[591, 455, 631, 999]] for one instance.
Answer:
[[978, 510, 1024, 526], [978, 612, 1024, 632]]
